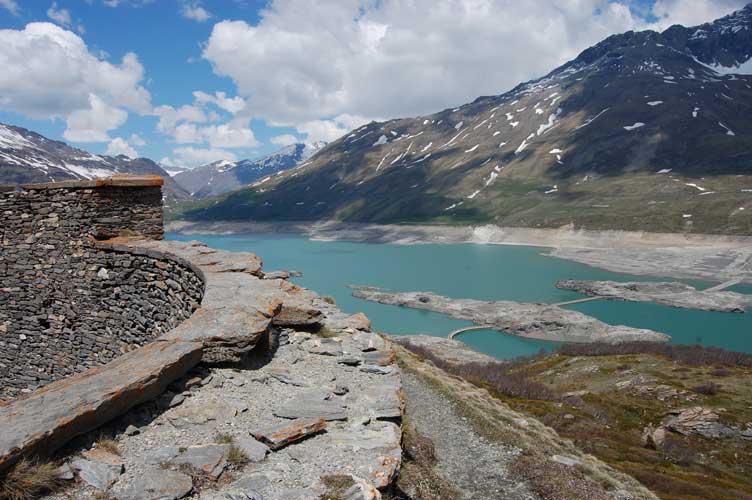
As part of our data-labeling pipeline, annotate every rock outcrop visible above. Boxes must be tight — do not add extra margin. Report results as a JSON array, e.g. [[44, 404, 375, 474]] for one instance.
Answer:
[[351, 286, 670, 344], [557, 280, 752, 313]]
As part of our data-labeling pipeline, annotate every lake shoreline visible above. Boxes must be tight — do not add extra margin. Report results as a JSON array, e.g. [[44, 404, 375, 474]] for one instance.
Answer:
[[166, 220, 752, 284]]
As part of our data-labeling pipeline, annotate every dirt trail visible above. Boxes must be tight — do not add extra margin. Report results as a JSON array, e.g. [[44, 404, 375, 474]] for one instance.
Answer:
[[402, 371, 539, 500]]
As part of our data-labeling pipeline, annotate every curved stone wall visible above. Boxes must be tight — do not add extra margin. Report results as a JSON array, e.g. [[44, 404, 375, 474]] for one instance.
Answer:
[[0, 177, 203, 400]]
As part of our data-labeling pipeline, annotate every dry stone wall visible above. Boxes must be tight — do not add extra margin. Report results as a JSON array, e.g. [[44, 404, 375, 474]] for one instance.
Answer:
[[0, 177, 203, 400]]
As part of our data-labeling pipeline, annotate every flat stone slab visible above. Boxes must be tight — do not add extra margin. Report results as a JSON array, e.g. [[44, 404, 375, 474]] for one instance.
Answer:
[[0, 339, 202, 473], [351, 286, 670, 344], [174, 444, 230, 479], [348, 377, 405, 420], [294, 422, 402, 489], [251, 418, 327, 450], [167, 398, 237, 429], [71, 449, 125, 490], [274, 391, 348, 421], [114, 468, 194, 500], [235, 437, 270, 462], [302, 338, 343, 356], [557, 279, 752, 313], [163, 306, 273, 363]]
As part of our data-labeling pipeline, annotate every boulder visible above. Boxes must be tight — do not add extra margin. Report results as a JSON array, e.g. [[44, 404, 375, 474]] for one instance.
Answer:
[[663, 407, 736, 438], [251, 418, 327, 450], [325, 313, 372, 331]]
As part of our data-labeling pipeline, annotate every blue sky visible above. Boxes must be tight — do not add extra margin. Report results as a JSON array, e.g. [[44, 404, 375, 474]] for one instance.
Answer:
[[0, 0, 746, 167]]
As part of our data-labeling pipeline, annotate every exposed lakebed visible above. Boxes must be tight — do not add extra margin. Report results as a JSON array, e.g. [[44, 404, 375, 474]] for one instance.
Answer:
[[168, 232, 752, 359]]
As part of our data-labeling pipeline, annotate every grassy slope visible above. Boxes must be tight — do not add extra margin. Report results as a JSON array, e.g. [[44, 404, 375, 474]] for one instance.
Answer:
[[399, 342, 752, 500]]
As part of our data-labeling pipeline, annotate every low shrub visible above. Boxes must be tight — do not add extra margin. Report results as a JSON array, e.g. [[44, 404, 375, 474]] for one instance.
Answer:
[[402, 344, 557, 401], [690, 382, 720, 395], [557, 343, 752, 368], [0, 460, 62, 500]]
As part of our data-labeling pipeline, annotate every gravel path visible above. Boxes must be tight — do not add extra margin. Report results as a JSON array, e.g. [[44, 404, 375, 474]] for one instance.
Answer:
[[403, 371, 539, 500]]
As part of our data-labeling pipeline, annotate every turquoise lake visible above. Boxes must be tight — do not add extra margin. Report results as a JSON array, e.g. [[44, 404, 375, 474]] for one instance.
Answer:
[[167, 232, 752, 359]]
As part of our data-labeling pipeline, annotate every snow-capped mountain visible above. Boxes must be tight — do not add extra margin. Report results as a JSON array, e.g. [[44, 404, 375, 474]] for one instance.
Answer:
[[184, 5, 752, 235], [0, 123, 190, 204], [173, 142, 326, 198]]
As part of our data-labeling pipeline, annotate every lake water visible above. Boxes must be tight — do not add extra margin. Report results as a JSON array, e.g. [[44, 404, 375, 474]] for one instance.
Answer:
[[167, 232, 752, 359]]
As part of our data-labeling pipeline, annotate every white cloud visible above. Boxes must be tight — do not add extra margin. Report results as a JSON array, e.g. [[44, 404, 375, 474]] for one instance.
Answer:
[[296, 114, 369, 143], [153, 104, 207, 134], [202, 0, 745, 135], [106, 137, 138, 158], [47, 2, 72, 27], [0, 22, 150, 142], [170, 147, 237, 167], [159, 156, 176, 168], [270, 134, 299, 146], [0, 0, 19, 15], [63, 94, 128, 142], [171, 121, 259, 148], [193, 90, 246, 114], [649, 0, 747, 30], [128, 133, 146, 146], [181, 1, 211, 22]]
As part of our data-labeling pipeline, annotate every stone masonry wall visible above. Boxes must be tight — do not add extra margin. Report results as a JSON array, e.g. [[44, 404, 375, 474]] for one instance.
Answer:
[[0, 180, 203, 400]]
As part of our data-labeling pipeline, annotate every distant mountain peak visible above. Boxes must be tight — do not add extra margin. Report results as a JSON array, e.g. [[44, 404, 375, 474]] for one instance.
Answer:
[[0, 122, 189, 203], [172, 141, 327, 199]]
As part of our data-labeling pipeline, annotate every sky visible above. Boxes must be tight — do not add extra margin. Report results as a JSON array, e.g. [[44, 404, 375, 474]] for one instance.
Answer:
[[0, 0, 747, 168]]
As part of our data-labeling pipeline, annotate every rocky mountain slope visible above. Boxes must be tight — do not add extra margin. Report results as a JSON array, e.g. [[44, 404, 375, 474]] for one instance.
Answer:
[[173, 142, 325, 198], [0, 123, 190, 204], [184, 5, 752, 234]]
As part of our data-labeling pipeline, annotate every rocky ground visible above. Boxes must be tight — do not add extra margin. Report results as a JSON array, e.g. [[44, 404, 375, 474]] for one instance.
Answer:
[[557, 280, 752, 313], [350, 286, 669, 344], [43, 321, 402, 500]]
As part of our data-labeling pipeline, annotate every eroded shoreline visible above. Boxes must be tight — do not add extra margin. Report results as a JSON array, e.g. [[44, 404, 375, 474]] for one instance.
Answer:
[[167, 220, 752, 284]]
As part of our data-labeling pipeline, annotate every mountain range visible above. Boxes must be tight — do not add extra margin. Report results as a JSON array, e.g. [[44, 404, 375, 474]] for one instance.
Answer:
[[182, 5, 752, 235], [0, 123, 190, 205], [172, 142, 325, 198]]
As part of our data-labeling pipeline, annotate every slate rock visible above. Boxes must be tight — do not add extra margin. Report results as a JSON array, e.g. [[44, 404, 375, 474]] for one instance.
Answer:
[[235, 437, 270, 462], [163, 307, 272, 364], [173, 444, 230, 479], [167, 399, 237, 429], [116, 468, 193, 500], [663, 407, 736, 438], [338, 357, 362, 367], [274, 391, 348, 421], [266, 368, 307, 387], [227, 472, 271, 496], [302, 339, 342, 356], [251, 418, 327, 450], [72, 450, 125, 490], [124, 425, 140, 436], [360, 365, 393, 375]]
